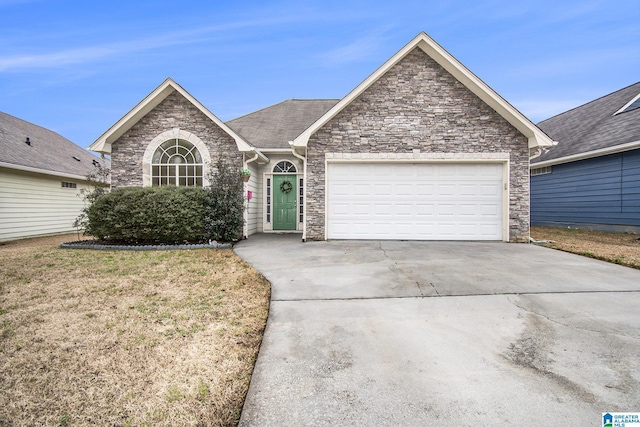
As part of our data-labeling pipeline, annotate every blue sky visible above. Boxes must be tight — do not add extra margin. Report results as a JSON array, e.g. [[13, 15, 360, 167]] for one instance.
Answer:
[[1, 0, 638, 150]]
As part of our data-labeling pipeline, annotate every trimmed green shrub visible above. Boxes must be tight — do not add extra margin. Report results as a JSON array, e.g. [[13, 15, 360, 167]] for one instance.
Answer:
[[86, 186, 208, 244], [204, 157, 245, 242]]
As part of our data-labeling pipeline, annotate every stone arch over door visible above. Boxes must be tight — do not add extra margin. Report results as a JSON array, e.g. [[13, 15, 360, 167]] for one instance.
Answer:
[[142, 128, 212, 186]]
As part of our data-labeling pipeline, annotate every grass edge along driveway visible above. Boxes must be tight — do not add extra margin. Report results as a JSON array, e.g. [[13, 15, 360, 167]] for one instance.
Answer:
[[531, 226, 640, 270]]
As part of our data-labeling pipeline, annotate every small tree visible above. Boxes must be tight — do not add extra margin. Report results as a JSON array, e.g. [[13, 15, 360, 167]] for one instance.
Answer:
[[73, 162, 110, 239], [204, 157, 245, 242]]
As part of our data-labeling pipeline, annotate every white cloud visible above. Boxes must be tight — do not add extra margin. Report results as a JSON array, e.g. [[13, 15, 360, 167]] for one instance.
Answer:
[[317, 28, 392, 67], [0, 15, 312, 72]]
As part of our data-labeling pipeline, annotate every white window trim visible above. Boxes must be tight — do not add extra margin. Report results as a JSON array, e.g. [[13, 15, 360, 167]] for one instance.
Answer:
[[614, 92, 640, 115], [142, 128, 212, 187], [263, 161, 303, 232]]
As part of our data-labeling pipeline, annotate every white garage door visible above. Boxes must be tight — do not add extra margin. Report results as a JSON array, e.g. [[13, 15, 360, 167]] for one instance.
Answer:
[[327, 162, 504, 240]]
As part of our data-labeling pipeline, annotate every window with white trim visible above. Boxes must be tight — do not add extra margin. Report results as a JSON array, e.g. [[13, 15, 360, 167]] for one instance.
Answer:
[[299, 177, 304, 223], [531, 166, 552, 176], [274, 161, 297, 173], [614, 92, 640, 115], [151, 139, 203, 186], [266, 178, 271, 223]]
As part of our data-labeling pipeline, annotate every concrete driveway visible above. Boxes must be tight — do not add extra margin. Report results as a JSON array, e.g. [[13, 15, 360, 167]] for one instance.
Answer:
[[234, 234, 640, 426]]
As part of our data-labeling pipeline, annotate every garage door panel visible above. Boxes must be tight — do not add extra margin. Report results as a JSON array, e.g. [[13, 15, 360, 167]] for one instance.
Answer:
[[458, 204, 479, 216], [481, 183, 500, 196], [331, 203, 350, 216], [327, 163, 504, 240], [353, 204, 370, 215], [480, 204, 500, 216], [352, 183, 370, 196], [395, 184, 413, 196], [437, 184, 456, 196], [396, 203, 413, 216], [374, 204, 392, 216], [416, 203, 435, 216], [459, 184, 478, 196], [416, 184, 434, 196]]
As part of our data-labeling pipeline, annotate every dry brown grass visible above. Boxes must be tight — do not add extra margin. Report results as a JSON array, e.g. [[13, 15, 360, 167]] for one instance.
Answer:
[[531, 226, 640, 269], [0, 234, 270, 426]]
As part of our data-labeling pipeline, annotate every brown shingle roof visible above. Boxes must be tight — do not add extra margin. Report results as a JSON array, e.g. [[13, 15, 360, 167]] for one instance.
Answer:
[[0, 111, 102, 178], [226, 99, 340, 149]]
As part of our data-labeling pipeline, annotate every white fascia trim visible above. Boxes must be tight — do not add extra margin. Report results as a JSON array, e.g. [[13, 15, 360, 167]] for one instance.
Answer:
[[258, 148, 294, 153], [613, 92, 640, 115], [89, 78, 256, 155], [89, 79, 175, 154], [292, 32, 554, 150], [0, 161, 88, 181], [325, 152, 510, 161], [530, 139, 640, 168]]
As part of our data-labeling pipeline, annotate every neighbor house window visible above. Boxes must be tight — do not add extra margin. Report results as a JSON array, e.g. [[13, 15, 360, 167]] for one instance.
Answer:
[[531, 166, 552, 176], [151, 139, 203, 186], [61, 181, 77, 188]]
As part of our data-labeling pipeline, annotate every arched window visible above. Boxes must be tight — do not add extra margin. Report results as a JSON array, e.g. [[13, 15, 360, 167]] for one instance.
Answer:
[[151, 139, 203, 186], [273, 161, 296, 173]]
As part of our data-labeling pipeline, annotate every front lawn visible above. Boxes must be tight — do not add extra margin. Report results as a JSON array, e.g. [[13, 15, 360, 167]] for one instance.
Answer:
[[0, 234, 270, 426], [531, 226, 640, 269]]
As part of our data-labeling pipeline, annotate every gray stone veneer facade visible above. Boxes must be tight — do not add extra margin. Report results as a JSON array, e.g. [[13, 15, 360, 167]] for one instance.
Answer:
[[305, 48, 530, 242], [110, 91, 242, 189]]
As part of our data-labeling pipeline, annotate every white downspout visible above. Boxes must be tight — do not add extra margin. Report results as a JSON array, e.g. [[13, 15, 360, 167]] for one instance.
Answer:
[[291, 146, 307, 242], [243, 151, 260, 239]]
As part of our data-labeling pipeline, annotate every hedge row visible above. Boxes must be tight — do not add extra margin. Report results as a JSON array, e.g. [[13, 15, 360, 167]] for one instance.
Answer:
[[86, 186, 210, 244]]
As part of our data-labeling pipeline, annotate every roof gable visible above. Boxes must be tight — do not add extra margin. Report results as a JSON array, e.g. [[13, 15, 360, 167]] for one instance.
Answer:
[[533, 81, 640, 166], [226, 99, 339, 149], [89, 78, 257, 156], [0, 111, 103, 179], [292, 32, 554, 150]]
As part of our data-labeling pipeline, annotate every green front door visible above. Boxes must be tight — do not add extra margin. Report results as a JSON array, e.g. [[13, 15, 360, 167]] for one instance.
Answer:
[[273, 175, 297, 230]]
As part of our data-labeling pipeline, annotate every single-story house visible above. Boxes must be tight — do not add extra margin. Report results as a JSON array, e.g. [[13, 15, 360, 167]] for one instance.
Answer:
[[89, 32, 553, 242], [531, 81, 640, 233], [0, 111, 106, 242]]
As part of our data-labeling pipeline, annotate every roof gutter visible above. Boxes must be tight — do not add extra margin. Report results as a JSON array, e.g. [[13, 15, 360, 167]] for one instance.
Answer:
[[530, 139, 640, 168], [0, 161, 88, 181]]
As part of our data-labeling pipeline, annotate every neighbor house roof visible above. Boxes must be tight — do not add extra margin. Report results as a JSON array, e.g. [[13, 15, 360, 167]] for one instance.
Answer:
[[293, 32, 555, 150], [89, 78, 266, 162], [0, 111, 102, 180], [532, 81, 640, 167], [226, 99, 339, 149]]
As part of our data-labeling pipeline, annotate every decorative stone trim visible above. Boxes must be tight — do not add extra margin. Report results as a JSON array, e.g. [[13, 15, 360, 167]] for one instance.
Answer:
[[325, 152, 510, 161], [142, 128, 212, 187], [60, 241, 232, 250]]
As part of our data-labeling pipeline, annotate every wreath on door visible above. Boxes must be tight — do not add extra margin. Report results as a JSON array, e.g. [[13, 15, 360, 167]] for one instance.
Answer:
[[280, 180, 293, 194]]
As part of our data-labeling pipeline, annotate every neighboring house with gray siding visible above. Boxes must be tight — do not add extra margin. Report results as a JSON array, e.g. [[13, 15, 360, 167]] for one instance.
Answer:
[[531, 82, 640, 232], [0, 111, 105, 242], [90, 32, 553, 242]]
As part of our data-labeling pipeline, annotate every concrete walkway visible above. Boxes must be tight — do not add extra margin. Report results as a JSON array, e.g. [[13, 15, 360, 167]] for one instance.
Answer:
[[235, 234, 640, 426]]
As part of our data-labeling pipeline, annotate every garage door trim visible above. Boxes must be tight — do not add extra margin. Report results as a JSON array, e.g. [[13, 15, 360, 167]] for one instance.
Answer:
[[324, 156, 510, 241]]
